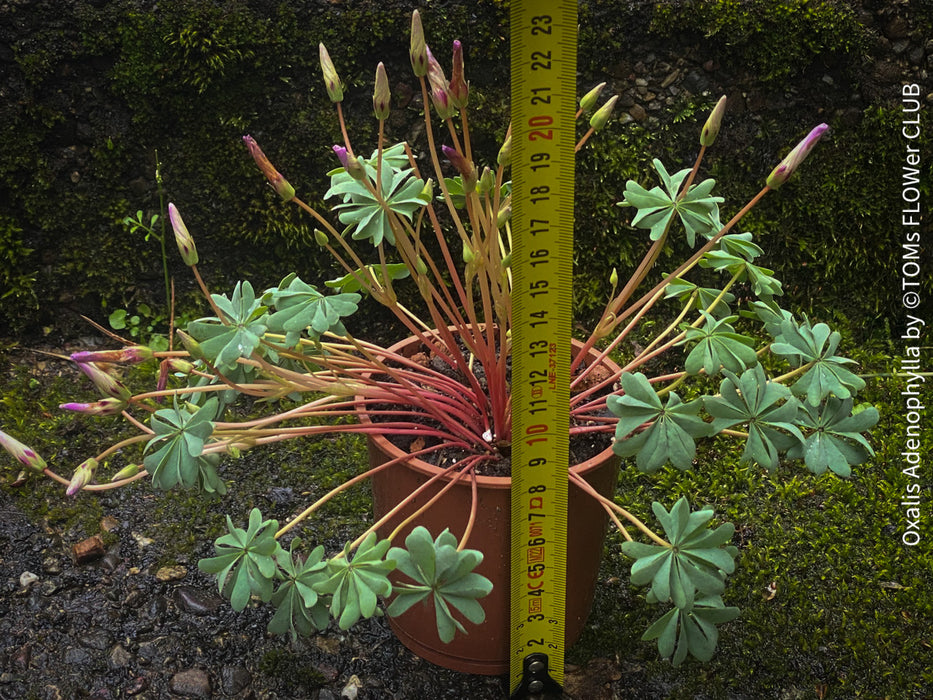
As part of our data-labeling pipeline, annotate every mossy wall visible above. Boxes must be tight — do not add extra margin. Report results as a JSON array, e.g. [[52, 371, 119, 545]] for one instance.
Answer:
[[1, 0, 929, 341]]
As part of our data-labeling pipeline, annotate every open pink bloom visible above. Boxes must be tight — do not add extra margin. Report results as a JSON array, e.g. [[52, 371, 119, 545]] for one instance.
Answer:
[[0, 429, 47, 472], [766, 123, 829, 189]]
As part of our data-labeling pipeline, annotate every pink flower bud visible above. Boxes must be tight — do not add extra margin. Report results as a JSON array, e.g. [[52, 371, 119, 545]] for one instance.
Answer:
[[66, 457, 97, 497], [700, 95, 728, 147], [442, 145, 476, 192], [77, 362, 132, 402], [766, 124, 829, 189], [243, 135, 296, 202], [0, 429, 47, 473], [318, 43, 344, 103], [410, 11, 428, 77], [70, 346, 153, 365], [332, 145, 365, 181], [168, 203, 199, 266], [60, 398, 127, 416], [425, 46, 453, 119], [373, 62, 391, 120], [449, 40, 468, 109]]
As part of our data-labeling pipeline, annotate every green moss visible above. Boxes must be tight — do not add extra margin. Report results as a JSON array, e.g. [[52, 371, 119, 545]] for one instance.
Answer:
[[258, 648, 326, 691], [651, 0, 870, 83]]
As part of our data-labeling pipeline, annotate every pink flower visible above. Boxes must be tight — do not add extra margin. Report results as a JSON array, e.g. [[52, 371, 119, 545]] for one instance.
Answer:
[[766, 124, 829, 189], [0, 429, 47, 472], [76, 362, 132, 401], [60, 398, 127, 416], [243, 135, 296, 202], [449, 40, 468, 109], [66, 458, 97, 497], [168, 203, 199, 266], [70, 346, 153, 364]]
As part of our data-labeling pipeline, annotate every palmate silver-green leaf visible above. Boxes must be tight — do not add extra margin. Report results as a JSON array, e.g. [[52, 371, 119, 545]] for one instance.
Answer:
[[197, 508, 282, 612], [144, 398, 221, 492], [705, 366, 805, 470], [264, 275, 361, 346], [187, 281, 268, 371], [268, 540, 330, 639], [622, 498, 738, 614], [608, 372, 711, 471], [619, 159, 723, 246], [788, 397, 878, 476], [700, 250, 784, 298], [642, 596, 740, 666], [386, 527, 493, 643], [324, 263, 411, 295], [664, 278, 735, 318], [317, 532, 394, 630], [681, 312, 759, 376], [770, 319, 865, 406], [325, 148, 429, 246]]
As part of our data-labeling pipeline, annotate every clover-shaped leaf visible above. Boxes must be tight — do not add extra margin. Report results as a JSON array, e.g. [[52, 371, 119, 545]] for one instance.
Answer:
[[264, 274, 360, 346], [700, 250, 783, 298], [621, 498, 737, 612], [198, 507, 281, 611], [317, 532, 395, 630], [268, 539, 330, 639], [619, 160, 723, 245], [770, 319, 865, 406], [325, 145, 428, 246], [681, 312, 759, 376], [387, 527, 493, 643], [144, 398, 223, 492], [187, 281, 268, 370], [788, 397, 878, 476], [704, 365, 805, 470], [664, 278, 734, 318], [608, 372, 711, 471], [642, 595, 740, 666]]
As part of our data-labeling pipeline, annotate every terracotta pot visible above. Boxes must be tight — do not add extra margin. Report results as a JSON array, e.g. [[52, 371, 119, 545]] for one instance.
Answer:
[[361, 334, 620, 675]]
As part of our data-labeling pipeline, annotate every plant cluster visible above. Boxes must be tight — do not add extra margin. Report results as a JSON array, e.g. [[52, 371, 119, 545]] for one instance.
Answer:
[[1, 11, 876, 666]]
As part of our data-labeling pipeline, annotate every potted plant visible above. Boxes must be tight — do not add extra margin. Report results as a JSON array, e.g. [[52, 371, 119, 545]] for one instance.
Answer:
[[1, 10, 877, 675]]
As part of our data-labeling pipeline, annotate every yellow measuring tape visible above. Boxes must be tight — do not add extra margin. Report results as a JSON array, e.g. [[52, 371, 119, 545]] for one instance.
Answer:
[[509, 1, 576, 696]]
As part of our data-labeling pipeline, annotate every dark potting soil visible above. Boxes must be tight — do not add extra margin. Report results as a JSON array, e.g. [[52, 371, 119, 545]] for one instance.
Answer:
[[367, 338, 618, 477]]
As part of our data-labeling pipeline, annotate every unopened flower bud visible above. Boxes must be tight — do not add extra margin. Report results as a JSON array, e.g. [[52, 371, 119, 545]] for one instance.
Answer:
[[373, 62, 391, 120], [314, 228, 329, 247], [579, 82, 606, 113], [700, 95, 728, 147], [0, 429, 47, 473], [420, 178, 435, 201], [166, 358, 195, 374], [332, 145, 365, 181], [462, 240, 475, 263], [71, 346, 153, 365], [426, 46, 453, 119], [441, 145, 476, 192], [477, 166, 495, 195], [610, 267, 619, 286], [111, 463, 143, 482], [60, 398, 127, 416], [415, 256, 428, 275], [767, 123, 829, 189], [497, 202, 511, 228], [175, 330, 204, 361], [77, 362, 131, 401], [497, 131, 511, 168], [66, 457, 97, 497], [168, 203, 199, 266], [243, 135, 296, 202], [318, 43, 344, 103], [449, 40, 468, 109], [589, 95, 619, 132], [501, 252, 512, 268], [410, 11, 428, 77]]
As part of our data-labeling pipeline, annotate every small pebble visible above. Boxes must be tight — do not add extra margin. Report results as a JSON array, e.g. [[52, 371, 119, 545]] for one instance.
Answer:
[[155, 565, 187, 582], [19, 571, 39, 588], [169, 668, 212, 698], [173, 586, 222, 615]]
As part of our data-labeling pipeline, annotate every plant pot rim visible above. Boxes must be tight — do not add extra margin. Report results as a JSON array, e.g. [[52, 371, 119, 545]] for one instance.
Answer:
[[357, 331, 619, 488]]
